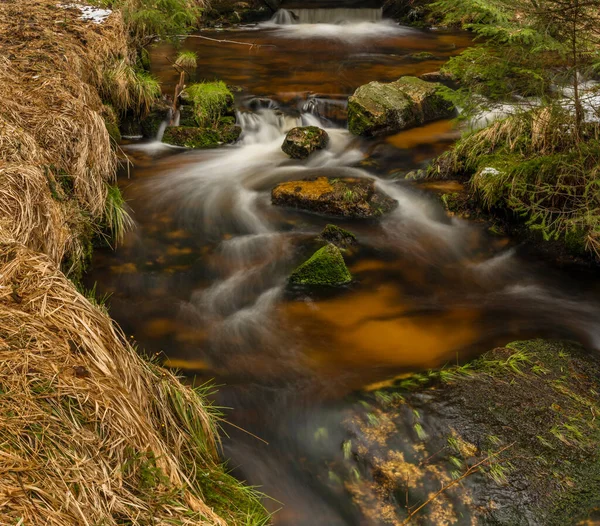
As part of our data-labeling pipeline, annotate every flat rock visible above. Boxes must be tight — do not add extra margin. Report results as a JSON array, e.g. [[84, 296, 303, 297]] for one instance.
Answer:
[[271, 176, 397, 219]]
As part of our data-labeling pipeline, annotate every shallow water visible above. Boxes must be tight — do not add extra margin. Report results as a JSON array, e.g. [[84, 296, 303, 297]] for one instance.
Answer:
[[88, 15, 600, 524]]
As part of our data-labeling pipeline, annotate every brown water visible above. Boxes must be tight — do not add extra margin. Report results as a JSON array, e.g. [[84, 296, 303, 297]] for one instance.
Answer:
[[88, 17, 600, 525]]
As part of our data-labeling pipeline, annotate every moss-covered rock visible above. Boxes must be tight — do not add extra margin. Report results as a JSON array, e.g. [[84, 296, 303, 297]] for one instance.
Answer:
[[331, 339, 600, 524], [282, 126, 329, 159], [178, 105, 197, 127], [289, 243, 352, 286], [162, 123, 241, 149], [319, 224, 357, 248], [348, 76, 455, 137], [271, 177, 397, 219]]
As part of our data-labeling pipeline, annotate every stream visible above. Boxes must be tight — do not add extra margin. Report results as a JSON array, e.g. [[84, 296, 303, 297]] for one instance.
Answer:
[[87, 9, 600, 525]]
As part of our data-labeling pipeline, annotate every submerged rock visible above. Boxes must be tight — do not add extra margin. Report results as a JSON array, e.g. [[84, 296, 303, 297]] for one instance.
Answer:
[[319, 224, 357, 249], [348, 76, 455, 136], [289, 243, 351, 286], [162, 123, 241, 149], [282, 126, 329, 159], [271, 177, 397, 219]]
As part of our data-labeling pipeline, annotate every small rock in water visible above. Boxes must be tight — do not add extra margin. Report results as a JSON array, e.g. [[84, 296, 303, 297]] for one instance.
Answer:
[[319, 224, 357, 249], [289, 243, 352, 286], [272, 177, 397, 219], [282, 126, 329, 159]]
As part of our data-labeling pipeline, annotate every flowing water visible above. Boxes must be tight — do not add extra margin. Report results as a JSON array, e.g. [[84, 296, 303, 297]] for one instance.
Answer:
[[88, 12, 600, 525]]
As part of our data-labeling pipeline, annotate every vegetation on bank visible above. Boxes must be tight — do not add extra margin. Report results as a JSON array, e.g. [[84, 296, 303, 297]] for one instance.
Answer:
[[339, 340, 600, 524], [425, 0, 600, 259], [0, 1, 268, 523]]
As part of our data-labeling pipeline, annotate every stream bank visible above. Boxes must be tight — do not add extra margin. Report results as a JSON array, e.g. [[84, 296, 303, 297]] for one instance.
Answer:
[[0, 1, 267, 524]]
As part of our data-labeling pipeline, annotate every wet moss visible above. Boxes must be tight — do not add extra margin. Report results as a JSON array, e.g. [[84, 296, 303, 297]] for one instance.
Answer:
[[289, 243, 352, 286], [162, 124, 241, 149]]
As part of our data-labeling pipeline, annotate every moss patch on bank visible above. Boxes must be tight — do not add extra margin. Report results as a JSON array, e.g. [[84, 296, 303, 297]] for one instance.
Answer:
[[338, 339, 600, 524]]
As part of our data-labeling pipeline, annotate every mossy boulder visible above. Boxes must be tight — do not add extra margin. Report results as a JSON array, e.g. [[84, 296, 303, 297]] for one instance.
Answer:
[[348, 76, 455, 137], [178, 105, 197, 127], [162, 123, 241, 149], [282, 126, 329, 159], [271, 177, 397, 219], [289, 243, 352, 286], [319, 224, 357, 249]]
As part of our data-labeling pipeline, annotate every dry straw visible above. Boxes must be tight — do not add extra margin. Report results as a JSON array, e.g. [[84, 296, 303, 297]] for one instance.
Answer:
[[0, 0, 267, 523]]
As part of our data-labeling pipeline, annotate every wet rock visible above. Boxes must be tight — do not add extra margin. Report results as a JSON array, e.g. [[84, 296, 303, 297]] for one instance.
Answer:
[[281, 126, 329, 159], [271, 177, 397, 219], [319, 224, 357, 249], [178, 105, 197, 127], [162, 123, 241, 148], [348, 76, 455, 137], [409, 51, 436, 61], [289, 243, 351, 286], [419, 70, 455, 83], [140, 99, 171, 139]]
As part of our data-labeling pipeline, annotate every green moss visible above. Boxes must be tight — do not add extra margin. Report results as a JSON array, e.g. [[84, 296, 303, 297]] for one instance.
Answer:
[[289, 243, 352, 286], [162, 124, 241, 149], [184, 81, 234, 128]]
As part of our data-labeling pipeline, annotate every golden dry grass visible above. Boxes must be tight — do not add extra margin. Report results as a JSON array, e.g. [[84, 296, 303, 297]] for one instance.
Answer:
[[0, 1, 267, 524]]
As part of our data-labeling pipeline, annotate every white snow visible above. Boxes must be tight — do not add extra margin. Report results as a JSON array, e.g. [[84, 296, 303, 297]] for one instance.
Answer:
[[58, 3, 112, 24]]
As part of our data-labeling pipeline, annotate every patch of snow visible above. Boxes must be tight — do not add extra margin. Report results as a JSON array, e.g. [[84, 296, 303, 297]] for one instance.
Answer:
[[479, 167, 501, 176], [58, 3, 112, 24]]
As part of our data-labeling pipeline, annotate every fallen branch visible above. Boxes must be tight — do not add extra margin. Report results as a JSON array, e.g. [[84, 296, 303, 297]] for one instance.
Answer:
[[175, 34, 277, 49], [402, 443, 516, 525]]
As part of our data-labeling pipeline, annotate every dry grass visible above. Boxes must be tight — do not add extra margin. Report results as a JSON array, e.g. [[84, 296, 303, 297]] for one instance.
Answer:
[[0, 240, 266, 524], [0, 1, 268, 524]]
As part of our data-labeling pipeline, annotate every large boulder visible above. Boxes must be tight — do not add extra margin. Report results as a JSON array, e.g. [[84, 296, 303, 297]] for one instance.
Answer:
[[348, 76, 455, 136], [282, 126, 329, 159], [162, 122, 241, 148], [289, 243, 352, 286], [271, 176, 397, 219]]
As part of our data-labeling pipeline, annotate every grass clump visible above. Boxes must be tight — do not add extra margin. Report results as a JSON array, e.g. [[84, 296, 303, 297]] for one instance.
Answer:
[[429, 107, 600, 257], [101, 59, 161, 117], [185, 81, 235, 128], [95, 0, 205, 45]]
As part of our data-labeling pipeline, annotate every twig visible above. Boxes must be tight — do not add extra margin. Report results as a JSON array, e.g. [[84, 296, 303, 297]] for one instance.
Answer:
[[402, 443, 515, 525], [175, 34, 277, 49], [219, 418, 270, 445]]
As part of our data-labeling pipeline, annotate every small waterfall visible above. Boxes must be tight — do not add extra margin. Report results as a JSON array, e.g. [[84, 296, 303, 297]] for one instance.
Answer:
[[155, 120, 168, 142], [270, 7, 383, 24]]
